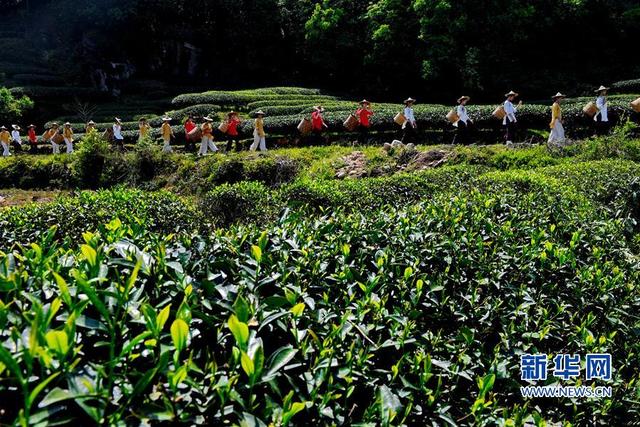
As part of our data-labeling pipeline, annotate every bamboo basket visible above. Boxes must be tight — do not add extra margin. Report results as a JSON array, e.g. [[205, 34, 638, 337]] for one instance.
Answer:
[[188, 127, 203, 141], [446, 109, 459, 123], [52, 133, 64, 144], [218, 122, 229, 133], [583, 101, 598, 117], [394, 112, 407, 126], [631, 98, 640, 113], [343, 114, 359, 131], [492, 106, 506, 120], [297, 118, 312, 135]]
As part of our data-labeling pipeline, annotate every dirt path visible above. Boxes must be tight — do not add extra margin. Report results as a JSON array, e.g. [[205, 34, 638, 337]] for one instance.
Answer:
[[0, 189, 67, 208]]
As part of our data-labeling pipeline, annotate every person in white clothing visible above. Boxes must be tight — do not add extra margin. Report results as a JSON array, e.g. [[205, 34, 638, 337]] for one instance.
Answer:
[[49, 123, 61, 154], [503, 90, 522, 144], [594, 85, 610, 136], [113, 118, 124, 150], [402, 97, 417, 144], [63, 122, 74, 153], [11, 125, 22, 152], [548, 92, 566, 144], [198, 116, 218, 156], [453, 96, 472, 144], [250, 111, 267, 152]]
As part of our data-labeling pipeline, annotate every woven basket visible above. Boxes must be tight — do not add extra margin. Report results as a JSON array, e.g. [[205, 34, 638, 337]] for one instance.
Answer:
[[583, 101, 598, 117], [218, 122, 229, 133], [631, 98, 640, 113], [343, 114, 359, 131], [492, 106, 506, 120], [394, 112, 407, 126], [297, 118, 312, 135], [188, 127, 203, 141], [446, 109, 459, 123], [52, 133, 64, 144]]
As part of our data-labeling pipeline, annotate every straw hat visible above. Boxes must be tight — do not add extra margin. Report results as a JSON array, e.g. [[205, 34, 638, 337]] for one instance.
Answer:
[[115, 117, 122, 123], [359, 99, 370, 105], [138, 117, 147, 122], [203, 116, 213, 122], [64, 122, 71, 126], [504, 90, 518, 98], [551, 92, 566, 100], [0, 126, 6, 130], [595, 85, 609, 93], [162, 117, 172, 121], [51, 122, 59, 127], [28, 124, 35, 128], [314, 106, 325, 113], [457, 95, 470, 104], [87, 120, 96, 126], [254, 110, 266, 117], [404, 97, 416, 104], [12, 125, 21, 130], [228, 111, 238, 117]]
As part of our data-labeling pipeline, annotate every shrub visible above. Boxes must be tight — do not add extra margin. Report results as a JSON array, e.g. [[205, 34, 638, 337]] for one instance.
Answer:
[[71, 129, 110, 189], [200, 181, 275, 226]]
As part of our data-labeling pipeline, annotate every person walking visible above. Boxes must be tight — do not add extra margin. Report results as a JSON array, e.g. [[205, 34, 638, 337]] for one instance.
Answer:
[[199, 116, 218, 156], [225, 112, 242, 152], [113, 118, 125, 150], [452, 96, 472, 144], [86, 120, 96, 133], [503, 90, 522, 145], [63, 122, 74, 153], [356, 100, 373, 144], [548, 92, 566, 144], [402, 98, 417, 144], [311, 106, 328, 145], [250, 111, 267, 152], [49, 123, 61, 154], [0, 126, 11, 156], [27, 124, 37, 153], [184, 116, 197, 152], [138, 117, 151, 142], [594, 85, 610, 136], [161, 117, 174, 153], [11, 125, 22, 152]]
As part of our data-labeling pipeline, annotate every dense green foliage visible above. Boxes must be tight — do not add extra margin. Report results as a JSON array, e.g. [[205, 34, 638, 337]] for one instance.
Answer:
[[3, 1, 640, 102], [0, 86, 33, 123], [1, 155, 640, 425]]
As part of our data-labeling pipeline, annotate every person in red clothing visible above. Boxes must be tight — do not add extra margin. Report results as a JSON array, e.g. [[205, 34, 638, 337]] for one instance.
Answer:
[[356, 99, 373, 145], [27, 124, 38, 154], [310, 106, 328, 145], [184, 116, 197, 153], [225, 112, 242, 152]]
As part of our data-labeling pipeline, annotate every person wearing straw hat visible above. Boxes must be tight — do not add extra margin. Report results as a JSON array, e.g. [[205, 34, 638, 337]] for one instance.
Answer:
[[548, 92, 566, 144], [503, 90, 522, 145], [402, 98, 417, 144], [0, 126, 11, 157], [49, 122, 61, 154], [199, 116, 218, 156], [594, 85, 610, 136], [63, 122, 74, 153], [113, 118, 124, 150], [250, 110, 267, 152], [453, 96, 472, 145], [138, 117, 151, 142], [27, 124, 37, 153], [356, 100, 374, 145], [184, 116, 197, 153], [310, 106, 328, 146], [161, 117, 174, 153], [224, 111, 242, 152], [86, 120, 96, 133], [11, 125, 22, 152]]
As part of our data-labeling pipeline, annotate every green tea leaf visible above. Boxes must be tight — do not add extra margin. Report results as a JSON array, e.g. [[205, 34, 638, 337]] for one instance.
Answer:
[[170, 319, 189, 352], [228, 314, 249, 348], [45, 330, 69, 355], [290, 303, 305, 317]]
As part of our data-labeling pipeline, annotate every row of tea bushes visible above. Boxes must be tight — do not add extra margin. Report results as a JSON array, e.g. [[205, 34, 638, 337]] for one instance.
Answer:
[[0, 172, 637, 425], [171, 87, 330, 108]]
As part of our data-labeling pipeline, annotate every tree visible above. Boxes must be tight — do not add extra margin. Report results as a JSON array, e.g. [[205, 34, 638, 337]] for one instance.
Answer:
[[0, 88, 34, 123]]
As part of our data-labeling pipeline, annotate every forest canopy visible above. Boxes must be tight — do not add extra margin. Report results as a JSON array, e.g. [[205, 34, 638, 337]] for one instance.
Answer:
[[3, 0, 640, 101]]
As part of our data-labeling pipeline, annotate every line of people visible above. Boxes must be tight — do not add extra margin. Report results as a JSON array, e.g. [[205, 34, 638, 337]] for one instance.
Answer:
[[0, 85, 631, 157]]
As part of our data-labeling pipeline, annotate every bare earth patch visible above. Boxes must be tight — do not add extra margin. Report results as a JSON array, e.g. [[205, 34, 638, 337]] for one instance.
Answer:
[[0, 189, 67, 208]]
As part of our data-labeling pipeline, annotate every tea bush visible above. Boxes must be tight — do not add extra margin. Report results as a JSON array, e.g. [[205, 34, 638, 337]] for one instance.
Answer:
[[0, 181, 637, 425]]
